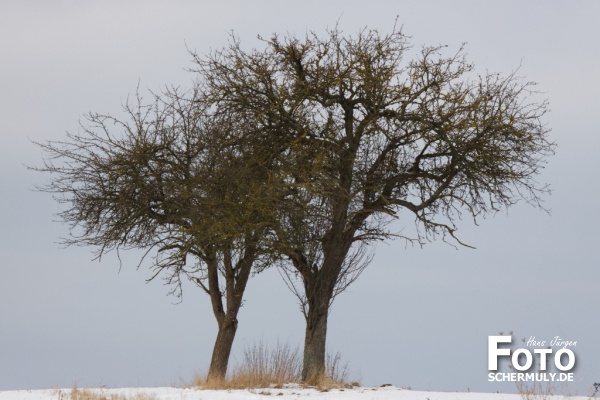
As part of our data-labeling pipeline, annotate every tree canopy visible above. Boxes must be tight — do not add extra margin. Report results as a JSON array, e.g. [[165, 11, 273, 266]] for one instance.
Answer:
[[34, 86, 283, 379], [36, 24, 554, 384], [193, 26, 554, 381]]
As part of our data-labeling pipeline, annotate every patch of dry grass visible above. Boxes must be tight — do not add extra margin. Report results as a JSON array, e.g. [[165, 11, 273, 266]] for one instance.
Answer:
[[311, 352, 356, 391], [56, 386, 157, 400], [193, 341, 357, 391], [197, 341, 301, 389]]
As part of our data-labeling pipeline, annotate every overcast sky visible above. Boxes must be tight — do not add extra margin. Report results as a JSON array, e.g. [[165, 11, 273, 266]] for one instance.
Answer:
[[1, 0, 599, 395]]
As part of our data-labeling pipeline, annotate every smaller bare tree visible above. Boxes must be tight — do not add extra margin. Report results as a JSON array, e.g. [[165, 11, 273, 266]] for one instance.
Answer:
[[33, 86, 280, 380]]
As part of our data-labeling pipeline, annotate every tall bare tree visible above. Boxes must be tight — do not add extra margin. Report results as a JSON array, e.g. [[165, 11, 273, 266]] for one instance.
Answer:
[[193, 26, 554, 382], [34, 86, 281, 379]]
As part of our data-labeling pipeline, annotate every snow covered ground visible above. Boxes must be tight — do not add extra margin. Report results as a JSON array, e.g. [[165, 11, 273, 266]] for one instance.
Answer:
[[0, 386, 591, 400]]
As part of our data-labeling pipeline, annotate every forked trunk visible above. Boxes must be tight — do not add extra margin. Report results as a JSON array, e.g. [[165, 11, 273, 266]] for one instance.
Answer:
[[204, 245, 256, 381], [207, 316, 238, 380]]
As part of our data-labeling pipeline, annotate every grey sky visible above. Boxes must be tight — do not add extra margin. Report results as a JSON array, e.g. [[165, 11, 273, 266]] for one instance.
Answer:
[[1, 0, 599, 394]]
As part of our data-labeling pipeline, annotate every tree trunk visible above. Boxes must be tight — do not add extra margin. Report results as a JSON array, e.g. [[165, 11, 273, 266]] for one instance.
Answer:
[[207, 316, 238, 380], [295, 226, 353, 384], [301, 294, 330, 383], [204, 244, 256, 381]]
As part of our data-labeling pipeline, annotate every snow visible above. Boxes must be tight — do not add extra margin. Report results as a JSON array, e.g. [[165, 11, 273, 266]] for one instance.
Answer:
[[0, 386, 590, 400]]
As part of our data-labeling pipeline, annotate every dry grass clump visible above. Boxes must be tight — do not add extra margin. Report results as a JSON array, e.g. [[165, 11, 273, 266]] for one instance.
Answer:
[[195, 341, 356, 390], [198, 341, 301, 389], [56, 386, 157, 400], [316, 352, 353, 390]]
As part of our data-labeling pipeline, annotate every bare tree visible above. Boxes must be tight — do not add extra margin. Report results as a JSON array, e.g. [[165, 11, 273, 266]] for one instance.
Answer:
[[193, 26, 555, 382], [33, 86, 280, 380]]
